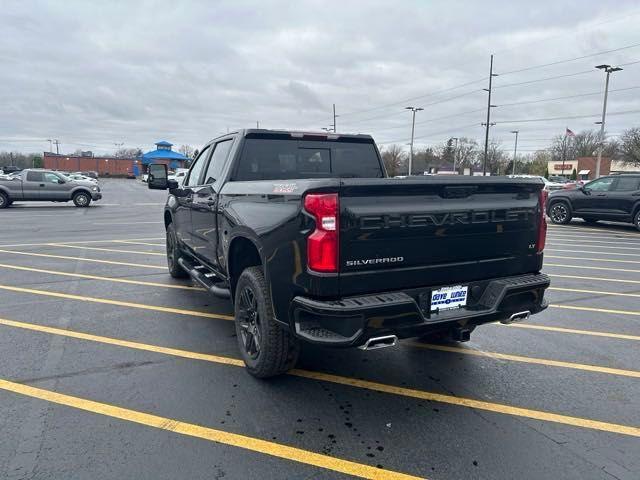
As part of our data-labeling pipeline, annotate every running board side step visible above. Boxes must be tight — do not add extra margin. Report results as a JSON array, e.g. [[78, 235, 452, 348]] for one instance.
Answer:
[[178, 257, 231, 299]]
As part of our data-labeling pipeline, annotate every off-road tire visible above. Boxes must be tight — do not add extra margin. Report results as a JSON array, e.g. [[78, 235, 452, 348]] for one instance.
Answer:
[[166, 223, 189, 278], [234, 266, 300, 378], [72, 191, 91, 207], [548, 200, 572, 224], [0, 192, 9, 209], [634, 210, 640, 232]]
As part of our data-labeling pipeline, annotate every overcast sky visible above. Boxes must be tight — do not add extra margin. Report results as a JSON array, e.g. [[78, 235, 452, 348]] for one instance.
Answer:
[[2, 0, 640, 155]]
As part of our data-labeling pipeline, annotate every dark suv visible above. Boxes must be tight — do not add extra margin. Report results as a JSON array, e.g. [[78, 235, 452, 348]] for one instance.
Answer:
[[547, 174, 640, 230]]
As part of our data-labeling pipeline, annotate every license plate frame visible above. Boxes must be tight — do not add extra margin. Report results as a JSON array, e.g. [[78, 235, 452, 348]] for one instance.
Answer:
[[430, 285, 468, 312]]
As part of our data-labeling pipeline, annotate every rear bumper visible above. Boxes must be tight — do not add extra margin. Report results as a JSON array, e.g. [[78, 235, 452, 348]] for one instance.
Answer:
[[290, 273, 549, 346]]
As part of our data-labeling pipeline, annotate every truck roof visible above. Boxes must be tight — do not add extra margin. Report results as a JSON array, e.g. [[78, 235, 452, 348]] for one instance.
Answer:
[[209, 128, 375, 144]]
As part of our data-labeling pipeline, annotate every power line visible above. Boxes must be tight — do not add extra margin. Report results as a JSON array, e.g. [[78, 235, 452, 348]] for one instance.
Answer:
[[494, 69, 594, 89], [498, 85, 640, 107], [495, 108, 640, 124], [499, 41, 640, 76]]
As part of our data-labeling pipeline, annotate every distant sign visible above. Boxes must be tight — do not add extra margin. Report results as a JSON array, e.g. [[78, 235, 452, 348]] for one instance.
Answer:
[[553, 163, 576, 171]]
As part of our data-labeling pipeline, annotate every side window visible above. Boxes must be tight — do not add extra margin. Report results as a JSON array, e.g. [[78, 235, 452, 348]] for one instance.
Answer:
[[613, 177, 640, 192], [26, 171, 44, 182], [44, 173, 62, 184], [185, 146, 210, 187], [203, 140, 233, 184], [585, 177, 614, 192]]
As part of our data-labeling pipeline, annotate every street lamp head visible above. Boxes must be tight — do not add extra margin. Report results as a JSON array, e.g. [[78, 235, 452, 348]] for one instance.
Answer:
[[405, 106, 413, 110], [510, 130, 519, 134], [610, 67, 623, 72], [595, 64, 610, 70]]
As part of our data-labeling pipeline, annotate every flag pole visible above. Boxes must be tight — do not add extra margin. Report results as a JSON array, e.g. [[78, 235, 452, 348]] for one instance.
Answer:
[[561, 127, 567, 176]]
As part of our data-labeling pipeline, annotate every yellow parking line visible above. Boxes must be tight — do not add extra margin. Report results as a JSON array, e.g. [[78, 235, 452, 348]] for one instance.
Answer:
[[548, 238, 640, 248], [0, 248, 166, 270], [0, 378, 419, 480], [547, 248, 640, 257], [549, 286, 640, 298], [49, 243, 165, 256], [0, 263, 203, 291], [0, 284, 232, 321], [547, 225, 639, 237], [546, 255, 640, 265], [545, 263, 640, 274], [549, 304, 640, 317], [114, 240, 165, 247], [409, 342, 640, 378], [0, 237, 164, 248], [549, 242, 640, 251], [505, 323, 640, 341], [548, 273, 640, 285], [1, 317, 639, 438]]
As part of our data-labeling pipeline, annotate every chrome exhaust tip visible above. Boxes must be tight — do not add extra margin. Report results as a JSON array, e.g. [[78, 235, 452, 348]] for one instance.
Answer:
[[501, 310, 531, 325], [358, 335, 398, 351]]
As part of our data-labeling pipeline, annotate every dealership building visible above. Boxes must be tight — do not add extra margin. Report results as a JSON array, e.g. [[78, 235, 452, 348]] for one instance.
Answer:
[[546, 156, 612, 180]]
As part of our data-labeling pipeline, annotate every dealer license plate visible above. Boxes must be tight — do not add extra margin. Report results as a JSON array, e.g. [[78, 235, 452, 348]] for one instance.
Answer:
[[430, 285, 468, 312]]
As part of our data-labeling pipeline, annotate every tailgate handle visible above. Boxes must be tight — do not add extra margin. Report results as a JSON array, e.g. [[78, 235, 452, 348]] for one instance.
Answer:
[[441, 186, 477, 198]]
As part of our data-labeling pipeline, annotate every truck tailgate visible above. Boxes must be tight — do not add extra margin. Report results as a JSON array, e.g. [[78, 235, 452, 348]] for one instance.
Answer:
[[338, 177, 544, 296]]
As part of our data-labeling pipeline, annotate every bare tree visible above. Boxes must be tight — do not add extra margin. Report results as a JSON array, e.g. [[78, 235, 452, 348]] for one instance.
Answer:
[[478, 140, 507, 175], [115, 147, 142, 158], [454, 137, 479, 168], [380, 144, 407, 177], [572, 130, 601, 157], [412, 147, 441, 174], [179, 145, 195, 158], [619, 128, 640, 166]]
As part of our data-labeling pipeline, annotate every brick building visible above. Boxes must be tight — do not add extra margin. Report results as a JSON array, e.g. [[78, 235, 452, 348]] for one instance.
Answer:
[[546, 156, 612, 181], [43, 140, 189, 177]]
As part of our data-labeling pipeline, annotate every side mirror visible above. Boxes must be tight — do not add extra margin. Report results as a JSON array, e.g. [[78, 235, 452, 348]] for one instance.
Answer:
[[148, 164, 168, 190], [58, 179, 65, 184]]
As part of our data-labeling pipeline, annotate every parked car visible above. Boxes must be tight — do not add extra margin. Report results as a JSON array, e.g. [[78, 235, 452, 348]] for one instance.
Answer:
[[67, 173, 98, 183], [509, 175, 564, 191], [547, 174, 640, 230], [148, 129, 549, 378], [548, 175, 570, 183], [0, 169, 102, 208]]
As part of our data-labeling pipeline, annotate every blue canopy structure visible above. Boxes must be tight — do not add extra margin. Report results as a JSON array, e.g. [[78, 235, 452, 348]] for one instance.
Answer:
[[141, 140, 189, 166]]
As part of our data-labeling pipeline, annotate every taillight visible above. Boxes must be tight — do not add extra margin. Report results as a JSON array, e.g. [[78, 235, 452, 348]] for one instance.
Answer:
[[537, 190, 547, 252], [304, 193, 339, 273]]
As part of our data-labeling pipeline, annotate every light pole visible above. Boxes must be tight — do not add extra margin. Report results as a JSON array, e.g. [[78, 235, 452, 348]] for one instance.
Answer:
[[405, 106, 423, 175], [510, 130, 519, 175], [594, 64, 622, 178], [46, 139, 53, 152], [450, 137, 459, 173]]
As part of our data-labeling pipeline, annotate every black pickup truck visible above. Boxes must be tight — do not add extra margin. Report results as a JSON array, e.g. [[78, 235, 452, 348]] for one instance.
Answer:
[[149, 129, 549, 377]]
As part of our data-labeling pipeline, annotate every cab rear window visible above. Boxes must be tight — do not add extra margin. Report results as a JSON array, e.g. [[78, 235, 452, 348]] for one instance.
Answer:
[[233, 138, 384, 181]]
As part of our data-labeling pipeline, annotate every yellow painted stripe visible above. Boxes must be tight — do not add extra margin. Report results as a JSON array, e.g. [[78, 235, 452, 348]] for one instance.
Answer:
[[548, 237, 640, 247], [547, 248, 640, 257], [0, 377, 420, 480], [550, 286, 640, 299], [0, 248, 166, 269], [549, 241, 640, 251], [548, 273, 640, 285], [1, 317, 638, 438], [546, 255, 640, 265], [545, 263, 640, 274], [290, 369, 640, 437], [409, 342, 640, 378], [547, 225, 639, 237], [549, 303, 640, 317], [0, 237, 164, 248], [49, 243, 165, 256], [0, 284, 233, 321], [0, 263, 203, 291], [114, 240, 165, 247], [505, 323, 640, 341]]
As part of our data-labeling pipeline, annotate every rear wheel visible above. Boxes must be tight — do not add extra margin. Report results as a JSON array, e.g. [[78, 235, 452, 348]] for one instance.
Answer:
[[72, 191, 91, 207], [0, 192, 9, 209], [549, 200, 572, 224], [634, 210, 640, 232], [234, 266, 299, 378], [166, 223, 189, 278]]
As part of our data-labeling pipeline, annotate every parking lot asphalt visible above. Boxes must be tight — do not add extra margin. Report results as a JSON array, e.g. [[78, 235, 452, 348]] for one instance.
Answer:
[[1, 179, 639, 480]]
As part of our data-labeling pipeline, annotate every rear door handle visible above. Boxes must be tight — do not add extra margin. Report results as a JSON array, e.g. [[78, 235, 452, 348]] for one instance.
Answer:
[[39, 183, 45, 187]]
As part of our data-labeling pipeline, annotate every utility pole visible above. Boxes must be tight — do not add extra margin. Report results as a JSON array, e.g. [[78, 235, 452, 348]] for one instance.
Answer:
[[595, 64, 622, 178], [332, 104, 338, 132], [46, 139, 53, 152], [511, 130, 519, 175], [53, 139, 60, 155], [405, 106, 423, 176], [482, 54, 498, 176]]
